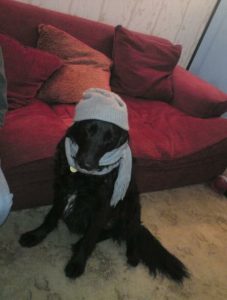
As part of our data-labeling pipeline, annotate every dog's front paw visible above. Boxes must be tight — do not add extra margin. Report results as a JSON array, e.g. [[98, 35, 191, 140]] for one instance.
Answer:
[[126, 242, 140, 267], [64, 259, 86, 279], [19, 230, 44, 247], [127, 255, 140, 267]]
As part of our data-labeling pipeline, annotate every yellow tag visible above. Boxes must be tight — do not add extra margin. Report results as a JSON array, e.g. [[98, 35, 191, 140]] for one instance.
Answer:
[[70, 166, 77, 173]]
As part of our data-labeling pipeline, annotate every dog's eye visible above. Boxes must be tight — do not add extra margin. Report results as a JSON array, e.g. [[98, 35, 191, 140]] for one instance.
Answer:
[[88, 124, 97, 135]]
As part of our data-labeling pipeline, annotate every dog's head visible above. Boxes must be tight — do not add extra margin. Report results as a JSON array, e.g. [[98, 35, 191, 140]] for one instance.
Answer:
[[66, 88, 129, 172], [67, 119, 129, 171]]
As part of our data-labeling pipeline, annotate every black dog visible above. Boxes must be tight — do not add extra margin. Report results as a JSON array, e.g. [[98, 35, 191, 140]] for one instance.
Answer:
[[19, 119, 189, 282]]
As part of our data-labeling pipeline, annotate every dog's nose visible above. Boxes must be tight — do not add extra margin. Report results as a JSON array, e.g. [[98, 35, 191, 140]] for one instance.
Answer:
[[83, 161, 93, 170], [78, 159, 95, 171], [77, 153, 97, 171]]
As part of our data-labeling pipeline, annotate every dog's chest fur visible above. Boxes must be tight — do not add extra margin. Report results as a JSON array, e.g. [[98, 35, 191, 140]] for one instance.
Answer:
[[62, 168, 119, 234]]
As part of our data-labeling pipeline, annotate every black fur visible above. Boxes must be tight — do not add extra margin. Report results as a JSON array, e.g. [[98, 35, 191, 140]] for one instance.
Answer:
[[19, 119, 189, 282]]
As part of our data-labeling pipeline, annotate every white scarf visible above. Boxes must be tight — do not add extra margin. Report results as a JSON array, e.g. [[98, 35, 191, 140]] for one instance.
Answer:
[[65, 137, 132, 207]]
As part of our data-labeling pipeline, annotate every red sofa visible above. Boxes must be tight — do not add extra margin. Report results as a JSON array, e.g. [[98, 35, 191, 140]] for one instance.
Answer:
[[1, 0, 227, 210]]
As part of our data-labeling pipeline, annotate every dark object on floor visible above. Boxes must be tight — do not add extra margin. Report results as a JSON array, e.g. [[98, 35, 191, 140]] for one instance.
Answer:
[[19, 89, 189, 283], [210, 175, 227, 197]]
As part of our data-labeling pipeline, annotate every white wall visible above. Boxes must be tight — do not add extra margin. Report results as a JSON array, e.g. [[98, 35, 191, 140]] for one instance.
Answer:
[[16, 0, 217, 67], [189, 0, 227, 92]]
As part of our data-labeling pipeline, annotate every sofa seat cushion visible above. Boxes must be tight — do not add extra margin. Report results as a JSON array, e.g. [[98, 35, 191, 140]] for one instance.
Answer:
[[51, 103, 75, 127], [121, 96, 227, 160], [0, 100, 68, 209], [0, 100, 67, 170], [119, 96, 227, 192], [51, 96, 227, 162], [50, 97, 227, 194]]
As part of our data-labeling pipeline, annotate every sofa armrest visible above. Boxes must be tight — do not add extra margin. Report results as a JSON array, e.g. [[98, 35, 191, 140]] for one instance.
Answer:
[[172, 66, 227, 118]]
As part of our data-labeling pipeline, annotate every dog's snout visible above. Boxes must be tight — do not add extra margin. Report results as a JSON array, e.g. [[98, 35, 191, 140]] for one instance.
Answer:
[[82, 161, 93, 171], [77, 154, 97, 171]]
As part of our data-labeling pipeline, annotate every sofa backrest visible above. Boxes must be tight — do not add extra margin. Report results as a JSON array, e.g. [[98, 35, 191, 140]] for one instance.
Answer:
[[0, 0, 114, 58]]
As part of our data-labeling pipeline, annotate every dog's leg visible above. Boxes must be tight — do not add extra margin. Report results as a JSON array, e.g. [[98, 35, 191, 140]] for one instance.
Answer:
[[125, 221, 190, 283], [19, 139, 70, 248], [65, 202, 111, 279], [122, 183, 189, 283], [97, 228, 114, 242], [126, 230, 140, 267], [19, 204, 63, 247]]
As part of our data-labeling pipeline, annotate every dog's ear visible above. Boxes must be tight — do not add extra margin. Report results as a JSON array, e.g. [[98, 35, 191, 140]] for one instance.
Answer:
[[116, 129, 129, 147], [65, 122, 78, 142]]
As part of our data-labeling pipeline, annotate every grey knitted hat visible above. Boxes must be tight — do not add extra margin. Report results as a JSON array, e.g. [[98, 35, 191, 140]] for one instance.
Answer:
[[74, 88, 129, 130]]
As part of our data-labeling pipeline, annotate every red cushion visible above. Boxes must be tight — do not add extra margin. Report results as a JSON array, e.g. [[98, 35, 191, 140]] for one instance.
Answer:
[[111, 26, 182, 102], [0, 33, 62, 109], [172, 66, 227, 118], [0, 100, 67, 169], [121, 96, 227, 160]]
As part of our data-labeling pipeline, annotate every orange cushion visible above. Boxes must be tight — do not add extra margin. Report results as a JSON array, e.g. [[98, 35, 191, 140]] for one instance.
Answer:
[[37, 24, 112, 104]]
